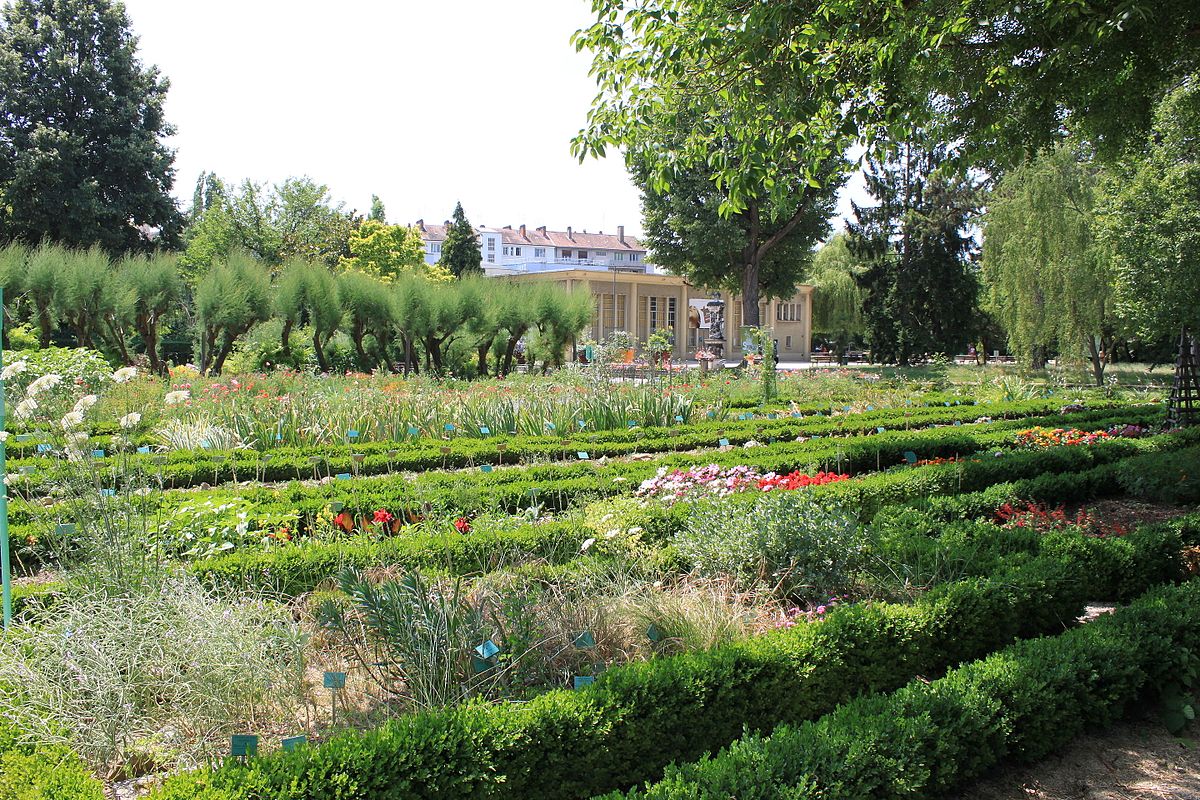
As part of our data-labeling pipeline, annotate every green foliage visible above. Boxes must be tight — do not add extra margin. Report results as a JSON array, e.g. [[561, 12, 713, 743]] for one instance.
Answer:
[[0, 0, 181, 252], [438, 202, 483, 279], [338, 220, 432, 281], [620, 580, 1200, 799], [677, 492, 865, 600], [368, 194, 386, 223], [1100, 75, 1200, 340], [983, 146, 1111, 382], [272, 260, 342, 372], [195, 253, 271, 375], [629, 107, 843, 324], [810, 234, 865, 352], [849, 145, 980, 364], [148, 516, 1191, 800]]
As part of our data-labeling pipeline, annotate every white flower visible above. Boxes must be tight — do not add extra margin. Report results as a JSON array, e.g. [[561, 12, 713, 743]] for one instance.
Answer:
[[60, 411, 84, 430], [25, 374, 62, 396], [73, 395, 98, 414], [14, 397, 38, 420], [1, 360, 27, 381], [65, 431, 89, 446], [112, 366, 138, 384], [164, 390, 190, 405], [0, 431, 8, 442], [119, 412, 142, 429]]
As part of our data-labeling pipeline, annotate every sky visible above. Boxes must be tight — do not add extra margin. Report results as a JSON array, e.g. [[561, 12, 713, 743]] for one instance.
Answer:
[[120, 0, 865, 239]]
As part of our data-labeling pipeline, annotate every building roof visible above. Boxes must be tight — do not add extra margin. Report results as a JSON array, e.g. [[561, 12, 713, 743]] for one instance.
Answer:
[[412, 220, 644, 252]]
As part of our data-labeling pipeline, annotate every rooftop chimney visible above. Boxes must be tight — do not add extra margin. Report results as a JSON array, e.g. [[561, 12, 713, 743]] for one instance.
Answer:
[[567, 226, 573, 241], [444, 219, 450, 228], [416, 218, 425, 231], [536, 225, 547, 235], [519, 224, 527, 239], [618, 225, 625, 244]]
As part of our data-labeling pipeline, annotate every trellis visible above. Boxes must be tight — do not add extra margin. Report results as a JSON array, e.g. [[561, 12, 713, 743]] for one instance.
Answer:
[[1167, 328, 1200, 427]]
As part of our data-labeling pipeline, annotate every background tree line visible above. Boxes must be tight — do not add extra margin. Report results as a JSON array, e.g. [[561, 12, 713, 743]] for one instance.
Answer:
[[0, 241, 590, 377]]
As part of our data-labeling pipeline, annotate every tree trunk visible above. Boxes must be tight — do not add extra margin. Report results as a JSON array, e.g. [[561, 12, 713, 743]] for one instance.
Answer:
[[313, 330, 330, 373], [499, 330, 526, 377], [280, 317, 294, 360], [350, 321, 371, 371], [1087, 336, 1106, 387], [211, 333, 237, 375], [102, 316, 133, 365], [36, 305, 52, 348], [477, 340, 493, 377]]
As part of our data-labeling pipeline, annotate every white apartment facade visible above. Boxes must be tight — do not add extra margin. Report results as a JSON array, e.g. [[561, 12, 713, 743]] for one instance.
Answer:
[[413, 220, 648, 275]]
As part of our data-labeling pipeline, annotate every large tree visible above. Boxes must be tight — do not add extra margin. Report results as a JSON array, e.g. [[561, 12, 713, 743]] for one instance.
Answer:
[[438, 202, 482, 279], [848, 143, 981, 365], [629, 107, 845, 327], [809, 233, 865, 362], [0, 0, 181, 252], [982, 146, 1112, 383], [574, 1, 1200, 211]]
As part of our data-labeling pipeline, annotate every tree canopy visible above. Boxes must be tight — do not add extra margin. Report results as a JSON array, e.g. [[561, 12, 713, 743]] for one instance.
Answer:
[[573, 0, 1200, 213], [0, 0, 181, 252], [438, 202, 483, 279], [982, 146, 1112, 382]]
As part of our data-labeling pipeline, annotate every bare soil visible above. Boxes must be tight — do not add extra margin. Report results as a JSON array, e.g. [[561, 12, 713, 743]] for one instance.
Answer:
[[952, 713, 1200, 799]]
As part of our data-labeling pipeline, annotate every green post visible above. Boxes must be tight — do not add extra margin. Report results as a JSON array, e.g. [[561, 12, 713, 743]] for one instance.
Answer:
[[0, 285, 10, 630]]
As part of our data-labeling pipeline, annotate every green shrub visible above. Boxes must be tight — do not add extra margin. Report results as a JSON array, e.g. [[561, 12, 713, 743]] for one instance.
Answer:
[[147, 517, 1190, 800], [676, 491, 866, 600], [616, 579, 1200, 799]]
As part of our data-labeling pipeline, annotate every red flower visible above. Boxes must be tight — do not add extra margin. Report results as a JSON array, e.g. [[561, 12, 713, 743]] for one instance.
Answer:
[[373, 509, 394, 525], [454, 517, 471, 534], [333, 512, 354, 532]]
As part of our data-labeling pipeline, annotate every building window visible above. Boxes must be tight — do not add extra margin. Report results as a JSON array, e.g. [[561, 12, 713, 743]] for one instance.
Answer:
[[502, 246, 510, 256], [562, 249, 572, 259], [630, 253, 641, 262], [487, 254, 494, 263], [429, 242, 442, 254], [613, 252, 626, 262], [593, 293, 627, 339], [776, 303, 801, 322], [534, 247, 546, 258], [639, 295, 677, 338], [785, 335, 793, 350], [577, 250, 588, 260], [487, 239, 495, 252]]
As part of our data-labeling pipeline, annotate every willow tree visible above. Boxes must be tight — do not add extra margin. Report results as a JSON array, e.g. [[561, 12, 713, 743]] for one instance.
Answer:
[[1100, 76, 1200, 422], [53, 246, 109, 350], [22, 242, 63, 346], [121, 253, 181, 376], [273, 260, 342, 372], [337, 269, 395, 371], [809, 234, 864, 363], [982, 146, 1111, 383], [196, 253, 270, 375]]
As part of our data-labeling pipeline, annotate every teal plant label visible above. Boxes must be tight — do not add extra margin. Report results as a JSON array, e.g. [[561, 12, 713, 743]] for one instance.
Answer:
[[877, 427, 886, 434], [444, 423, 456, 432], [37, 443, 52, 453], [231, 735, 258, 757], [91, 449, 105, 458], [347, 430, 359, 439], [281, 735, 306, 752], [577, 451, 589, 460], [323, 671, 347, 690], [904, 451, 918, 464], [336, 472, 351, 480], [137, 445, 151, 454], [573, 631, 596, 648], [471, 656, 492, 674], [646, 624, 663, 642], [55, 523, 76, 536], [674, 415, 684, 422], [13, 434, 32, 442], [545, 422, 556, 431], [573, 675, 594, 689], [407, 427, 419, 436], [101, 488, 115, 497], [329, 501, 344, 513], [479, 464, 493, 473], [479, 426, 490, 435], [577, 419, 586, 429], [475, 639, 500, 659], [18, 465, 34, 475], [719, 438, 730, 447]]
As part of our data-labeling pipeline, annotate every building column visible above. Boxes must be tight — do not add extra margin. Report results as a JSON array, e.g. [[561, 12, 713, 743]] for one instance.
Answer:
[[803, 288, 813, 357], [629, 281, 638, 345], [676, 285, 687, 359]]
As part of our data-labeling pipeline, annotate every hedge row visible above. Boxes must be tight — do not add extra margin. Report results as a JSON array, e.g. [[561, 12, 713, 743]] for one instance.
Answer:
[[4, 400, 1154, 495], [613, 578, 1200, 799], [149, 515, 1195, 800]]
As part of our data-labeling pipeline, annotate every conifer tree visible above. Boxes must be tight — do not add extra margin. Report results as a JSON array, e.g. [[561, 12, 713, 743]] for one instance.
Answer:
[[438, 202, 483, 278]]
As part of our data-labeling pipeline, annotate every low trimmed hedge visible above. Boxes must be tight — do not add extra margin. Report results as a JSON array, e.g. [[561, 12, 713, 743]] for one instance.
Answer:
[[0, 717, 103, 800], [613, 578, 1200, 799], [149, 516, 1192, 800]]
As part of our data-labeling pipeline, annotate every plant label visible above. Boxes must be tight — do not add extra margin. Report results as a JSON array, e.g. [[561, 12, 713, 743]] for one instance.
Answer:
[[91, 449, 105, 458], [55, 523, 76, 536], [18, 466, 34, 475], [573, 631, 596, 648], [577, 451, 589, 460], [101, 488, 115, 497], [475, 639, 500, 659], [282, 736, 306, 752], [440, 446, 452, 455], [37, 443, 52, 453], [479, 464, 493, 473], [545, 422, 556, 431], [231, 735, 258, 757], [336, 473, 351, 481], [444, 423, 456, 432], [904, 451, 918, 464], [877, 427, 886, 434], [674, 415, 684, 423], [137, 445, 151, 454], [719, 438, 730, 447], [13, 434, 32, 443], [323, 671, 347, 690], [347, 430, 359, 439], [479, 426, 491, 435], [647, 624, 663, 643], [573, 676, 594, 689], [407, 427, 419, 436]]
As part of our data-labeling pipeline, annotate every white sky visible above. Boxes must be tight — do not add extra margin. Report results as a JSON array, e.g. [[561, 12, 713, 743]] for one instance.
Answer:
[[120, 0, 865, 239]]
